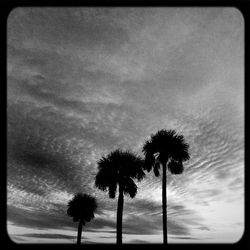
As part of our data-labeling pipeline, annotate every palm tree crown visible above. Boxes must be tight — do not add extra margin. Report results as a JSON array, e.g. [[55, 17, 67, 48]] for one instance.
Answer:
[[143, 129, 190, 176], [67, 193, 97, 224], [95, 149, 145, 198]]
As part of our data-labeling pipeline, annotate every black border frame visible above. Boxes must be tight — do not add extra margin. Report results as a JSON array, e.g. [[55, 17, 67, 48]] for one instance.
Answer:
[[2, 0, 249, 249]]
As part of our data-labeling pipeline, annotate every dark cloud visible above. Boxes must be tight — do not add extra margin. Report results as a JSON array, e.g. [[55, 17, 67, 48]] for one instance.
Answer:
[[170, 236, 203, 240], [123, 214, 162, 235], [167, 220, 190, 236], [9, 202, 163, 238], [127, 239, 149, 243], [167, 203, 209, 234], [15, 233, 76, 240], [8, 203, 116, 233], [7, 205, 75, 231], [85, 218, 116, 231]]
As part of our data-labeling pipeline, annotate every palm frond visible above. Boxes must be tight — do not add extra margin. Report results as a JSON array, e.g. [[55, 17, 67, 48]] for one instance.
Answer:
[[108, 181, 117, 199], [142, 138, 159, 172], [123, 177, 137, 198], [153, 161, 161, 177], [95, 155, 117, 190], [167, 160, 184, 175]]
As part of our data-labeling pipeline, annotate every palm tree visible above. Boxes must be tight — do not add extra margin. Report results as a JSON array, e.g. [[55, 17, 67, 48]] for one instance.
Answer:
[[67, 193, 97, 245], [95, 149, 145, 245], [142, 129, 190, 244]]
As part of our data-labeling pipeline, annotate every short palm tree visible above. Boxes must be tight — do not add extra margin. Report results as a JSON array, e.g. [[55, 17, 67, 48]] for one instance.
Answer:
[[67, 193, 97, 245], [142, 129, 190, 244], [95, 149, 145, 245]]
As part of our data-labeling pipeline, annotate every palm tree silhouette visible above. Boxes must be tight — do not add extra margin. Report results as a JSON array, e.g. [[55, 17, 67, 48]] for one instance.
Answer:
[[142, 129, 190, 244], [67, 193, 97, 245], [95, 149, 145, 245]]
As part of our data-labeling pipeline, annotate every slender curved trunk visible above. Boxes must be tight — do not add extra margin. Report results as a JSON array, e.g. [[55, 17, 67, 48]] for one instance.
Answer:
[[77, 220, 83, 245], [162, 163, 167, 245], [117, 184, 124, 245]]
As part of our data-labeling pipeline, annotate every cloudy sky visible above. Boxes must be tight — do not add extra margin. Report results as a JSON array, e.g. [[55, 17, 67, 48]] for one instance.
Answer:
[[7, 7, 244, 244]]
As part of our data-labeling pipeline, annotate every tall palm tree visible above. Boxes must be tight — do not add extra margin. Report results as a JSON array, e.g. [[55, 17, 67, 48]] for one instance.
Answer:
[[95, 149, 145, 245], [67, 193, 97, 245], [142, 129, 190, 244]]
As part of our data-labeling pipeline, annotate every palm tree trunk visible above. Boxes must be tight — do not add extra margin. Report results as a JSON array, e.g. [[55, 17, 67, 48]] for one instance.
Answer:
[[77, 220, 83, 245], [162, 163, 167, 245], [117, 184, 124, 245]]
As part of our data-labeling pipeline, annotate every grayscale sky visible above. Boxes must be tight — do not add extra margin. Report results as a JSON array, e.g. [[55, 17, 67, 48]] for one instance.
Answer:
[[7, 7, 244, 244]]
